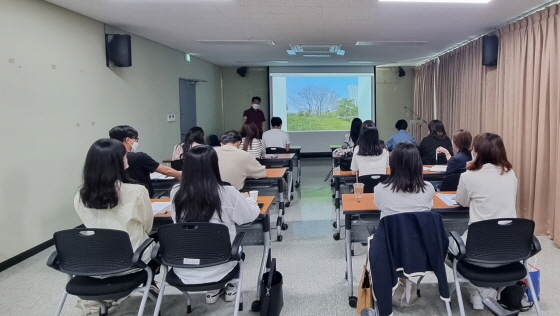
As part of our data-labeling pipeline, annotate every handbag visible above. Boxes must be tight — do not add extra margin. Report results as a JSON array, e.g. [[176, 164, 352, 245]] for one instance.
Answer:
[[356, 255, 373, 314], [260, 258, 283, 316]]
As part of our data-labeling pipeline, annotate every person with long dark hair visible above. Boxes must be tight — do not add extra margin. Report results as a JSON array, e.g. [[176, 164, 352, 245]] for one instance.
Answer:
[[240, 122, 266, 158], [170, 145, 259, 303], [172, 126, 205, 160], [343, 117, 362, 147], [374, 142, 435, 219], [350, 123, 389, 176], [418, 120, 454, 165], [74, 138, 154, 266], [436, 129, 473, 174], [450, 133, 517, 309]]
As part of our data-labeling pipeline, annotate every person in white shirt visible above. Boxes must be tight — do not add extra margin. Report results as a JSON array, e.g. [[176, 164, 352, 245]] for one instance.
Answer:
[[262, 117, 290, 151], [170, 145, 260, 304], [351, 123, 389, 176], [240, 122, 266, 158], [172, 126, 204, 160], [449, 132, 517, 310], [74, 138, 158, 281], [374, 141, 435, 219]]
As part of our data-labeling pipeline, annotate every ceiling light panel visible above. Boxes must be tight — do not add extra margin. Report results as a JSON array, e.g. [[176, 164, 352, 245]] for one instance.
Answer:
[[197, 40, 275, 45], [303, 55, 331, 57], [356, 41, 428, 45], [379, 0, 491, 2]]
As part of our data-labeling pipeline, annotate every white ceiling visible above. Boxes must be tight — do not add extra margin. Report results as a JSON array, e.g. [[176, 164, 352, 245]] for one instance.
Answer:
[[45, 0, 552, 67]]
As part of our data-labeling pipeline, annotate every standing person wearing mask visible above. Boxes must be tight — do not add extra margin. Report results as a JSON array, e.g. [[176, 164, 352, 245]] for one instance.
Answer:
[[242, 96, 266, 138], [109, 125, 181, 198]]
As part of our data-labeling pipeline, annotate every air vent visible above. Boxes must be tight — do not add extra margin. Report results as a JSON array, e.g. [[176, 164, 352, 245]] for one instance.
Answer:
[[289, 44, 342, 53]]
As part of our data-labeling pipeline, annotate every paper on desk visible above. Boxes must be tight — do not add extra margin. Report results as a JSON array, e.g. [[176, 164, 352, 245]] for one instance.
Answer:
[[152, 202, 171, 215], [429, 165, 447, 172], [264, 154, 278, 158], [436, 193, 457, 206], [423, 167, 431, 171], [150, 172, 171, 180]]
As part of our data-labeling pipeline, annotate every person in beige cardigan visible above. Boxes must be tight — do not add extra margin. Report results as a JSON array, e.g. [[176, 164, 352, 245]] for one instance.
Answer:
[[214, 130, 266, 190]]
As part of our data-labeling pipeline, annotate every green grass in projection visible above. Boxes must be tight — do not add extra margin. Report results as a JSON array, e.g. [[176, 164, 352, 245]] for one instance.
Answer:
[[287, 114, 352, 131]]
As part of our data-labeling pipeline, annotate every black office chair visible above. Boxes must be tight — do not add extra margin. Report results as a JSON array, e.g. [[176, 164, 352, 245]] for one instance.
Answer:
[[170, 160, 183, 171], [440, 173, 461, 191], [151, 223, 246, 316], [47, 228, 156, 316], [358, 174, 389, 193], [266, 147, 288, 154], [449, 218, 542, 316]]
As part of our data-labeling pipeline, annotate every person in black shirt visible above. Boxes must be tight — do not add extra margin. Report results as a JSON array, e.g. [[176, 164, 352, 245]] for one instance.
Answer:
[[109, 125, 181, 197], [417, 120, 454, 165], [436, 129, 473, 174]]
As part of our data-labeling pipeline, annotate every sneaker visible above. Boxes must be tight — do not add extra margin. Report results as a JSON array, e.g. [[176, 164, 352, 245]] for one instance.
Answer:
[[225, 283, 238, 302], [149, 284, 160, 298], [206, 288, 224, 304], [480, 288, 497, 299], [470, 294, 484, 310]]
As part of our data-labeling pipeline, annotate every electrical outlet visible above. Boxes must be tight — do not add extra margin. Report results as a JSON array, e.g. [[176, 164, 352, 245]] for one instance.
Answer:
[[171, 114, 176, 122]]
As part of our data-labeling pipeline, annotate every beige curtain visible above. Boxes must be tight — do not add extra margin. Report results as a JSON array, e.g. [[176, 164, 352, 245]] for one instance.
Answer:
[[413, 4, 560, 243], [412, 59, 438, 141]]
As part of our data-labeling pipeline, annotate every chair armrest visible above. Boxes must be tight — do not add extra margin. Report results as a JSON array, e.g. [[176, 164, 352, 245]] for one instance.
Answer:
[[449, 231, 466, 260], [46, 251, 59, 270], [151, 243, 161, 263], [132, 238, 154, 268], [531, 236, 541, 256], [231, 232, 246, 261]]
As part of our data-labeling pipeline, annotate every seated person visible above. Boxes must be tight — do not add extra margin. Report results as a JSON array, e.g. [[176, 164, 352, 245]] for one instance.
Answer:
[[172, 126, 204, 160], [418, 120, 454, 165], [109, 125, 181, 198], [74, 138, 158, 278], [239, 122, 266, 158], [262, 117, 290, 151], [351, 123, 389, 176], [386, 119, 417, 151], [436, 129, 473, 174], [342, 117, 362, 148], [170, 145, 259, 303], [214, 130, 266, 190], [374, 142, 435, 219], [448, 133, 517, 309]]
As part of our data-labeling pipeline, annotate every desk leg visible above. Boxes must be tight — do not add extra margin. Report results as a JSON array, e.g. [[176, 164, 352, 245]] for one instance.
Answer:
[[276, 178, 286, 241], [345, 213, 357, 307], [296, 153, 301, 187], [333, 177, 341, 240], [254, 214, 271, 310], [286, 161, 293, 206]]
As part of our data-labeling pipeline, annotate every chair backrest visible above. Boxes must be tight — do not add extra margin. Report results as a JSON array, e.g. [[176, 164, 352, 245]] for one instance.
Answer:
[[266, 147, 288, 154], [53, 228, 134, 276], [170, 160, 183, 171], [358, 174, 389, 193], [209, 134, 220, 147], [157, 223, 232, 268], [465, 218, 535, 265], [440, 173, 461, 191]]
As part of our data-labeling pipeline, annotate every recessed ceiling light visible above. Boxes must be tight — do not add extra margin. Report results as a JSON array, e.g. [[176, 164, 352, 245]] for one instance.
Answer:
[[197, 40, 275, 45], [303, 55, 331, 58], [287, 50, 296, 55], [270, 61, 289, 64], [379, 0, 490, 3], [337, 50, 346, 56], [348, 61, 376, 64]]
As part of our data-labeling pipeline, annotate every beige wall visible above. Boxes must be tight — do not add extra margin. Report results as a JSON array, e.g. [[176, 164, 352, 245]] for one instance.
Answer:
[[222, 67, 269, 132], [375, 67, 415, 141], [0, 0, 222, 261]]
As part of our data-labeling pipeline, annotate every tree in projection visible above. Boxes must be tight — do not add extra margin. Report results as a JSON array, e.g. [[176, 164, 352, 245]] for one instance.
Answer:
[[335, 98, 358, 118], [291, 86, 338, 117]]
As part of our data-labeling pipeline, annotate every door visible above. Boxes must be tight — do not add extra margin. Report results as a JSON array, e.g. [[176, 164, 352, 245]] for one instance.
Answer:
[[179, 79, 197, 141]]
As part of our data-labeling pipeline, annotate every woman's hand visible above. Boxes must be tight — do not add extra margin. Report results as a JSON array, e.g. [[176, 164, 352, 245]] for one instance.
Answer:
[[466, 160, 474, 169], [436, 146, 449, 155]]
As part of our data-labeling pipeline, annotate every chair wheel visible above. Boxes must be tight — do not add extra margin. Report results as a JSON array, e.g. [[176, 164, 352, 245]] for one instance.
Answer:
[[251, 300, 261, 312], [295, 183, 300, 188], [331, 182, 335, 187], [277, 235, 283, 241], [333, 233, 340, 240], [285, 202, 290, 207], [239, 302, 243, 311], [345, 271, 348, 280], [100, 312, 108, 316], [281, 223, 289, 230], [349, 296, 358, 308], [333, 222, 337, 228], [290, 195, 293, 200], [332, 194, 335, 199], [187, 305, 192, 313], [351, 250, 355, 256]]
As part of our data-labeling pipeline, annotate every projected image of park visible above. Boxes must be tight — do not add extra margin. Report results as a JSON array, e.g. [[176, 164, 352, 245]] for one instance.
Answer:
[[286, 77, 359, 131]]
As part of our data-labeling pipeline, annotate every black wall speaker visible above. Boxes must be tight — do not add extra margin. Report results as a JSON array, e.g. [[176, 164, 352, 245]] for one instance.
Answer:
[[106, 34, 132, 67], [237, 67, 248, 77], [398, 67, 406, 77], [482, 35, 499, 66]]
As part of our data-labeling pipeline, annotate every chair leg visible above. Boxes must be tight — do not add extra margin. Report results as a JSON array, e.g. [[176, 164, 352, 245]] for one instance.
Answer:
[[153, 267, 168, 316], [445, 300, 452, 316], [95, 301, 108, 316], [453, 262, 466, 316], [54, 291, 68, 316], [186, 292, 192, 314], [526, 272, 542, 316], [233, 263, 244, 316]]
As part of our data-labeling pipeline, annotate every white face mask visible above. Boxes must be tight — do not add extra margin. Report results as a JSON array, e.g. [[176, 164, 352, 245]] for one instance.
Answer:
[[252, 103, 260, 109], [131, 141, 139, 152]]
